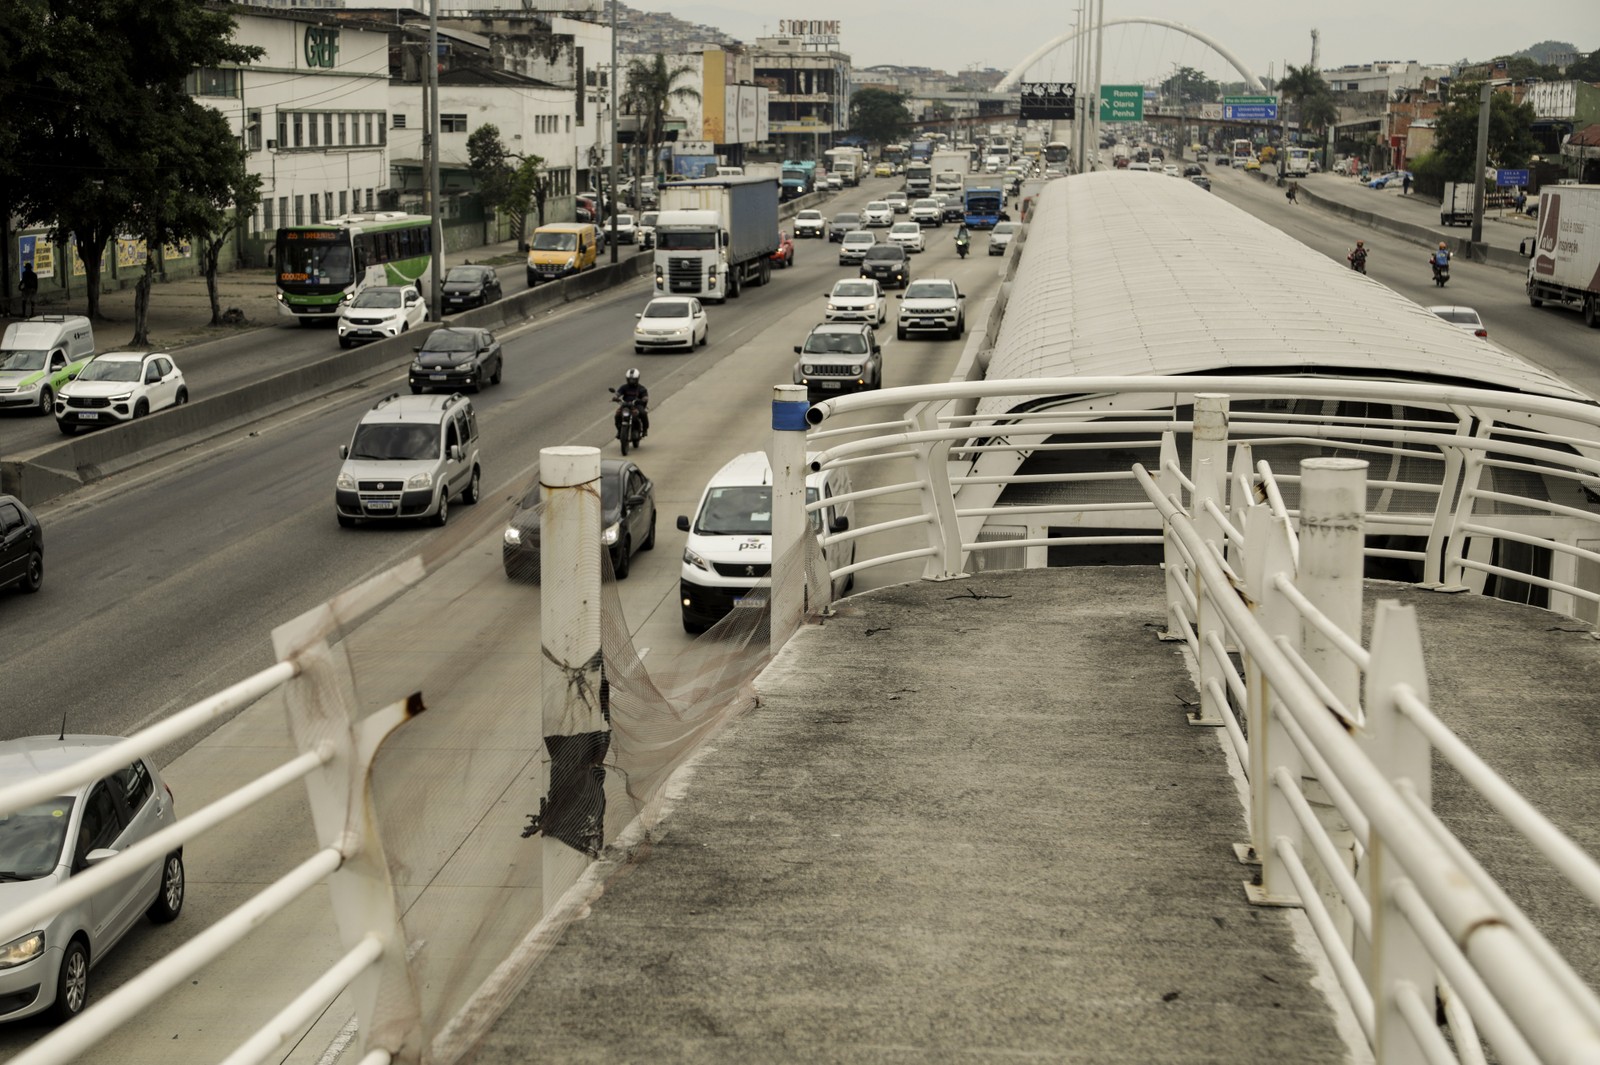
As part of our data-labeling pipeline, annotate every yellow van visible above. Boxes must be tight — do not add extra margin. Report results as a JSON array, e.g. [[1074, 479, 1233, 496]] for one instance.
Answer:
[[526, 223, 599, 286]]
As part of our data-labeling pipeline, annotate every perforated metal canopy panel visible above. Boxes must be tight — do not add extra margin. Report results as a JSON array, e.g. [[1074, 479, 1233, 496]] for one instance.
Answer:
[[979, 173, 1590, 419]]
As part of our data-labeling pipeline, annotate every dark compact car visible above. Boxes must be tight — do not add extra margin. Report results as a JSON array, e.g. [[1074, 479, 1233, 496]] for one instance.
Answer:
[[859, 244, 911, 289], [409, 327, 503, 394], [0, 494, 43, 595], [441, 265, 502, 312], [828, 212, 863, 242], [502, 458, 657, 581]]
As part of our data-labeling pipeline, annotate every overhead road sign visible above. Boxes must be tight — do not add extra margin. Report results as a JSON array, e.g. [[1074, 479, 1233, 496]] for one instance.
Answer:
[[1100, 85, 1144, 123], [1019, 82, 1075, 120], [1224, 95, 1278, 121]]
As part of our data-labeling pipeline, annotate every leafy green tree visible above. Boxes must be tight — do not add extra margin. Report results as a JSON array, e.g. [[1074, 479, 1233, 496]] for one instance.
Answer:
[[1160, 66, 1220, 106], [1432, 82, 1539, 180], [169, 103, 262, 330], [1278, 63, 1339, 148], [621, 55, 701, 183], [467, 124, 517, 211], [8, 0, 258, 320], [1567, 48, 1600, 82], [849, 88, 912, 146]]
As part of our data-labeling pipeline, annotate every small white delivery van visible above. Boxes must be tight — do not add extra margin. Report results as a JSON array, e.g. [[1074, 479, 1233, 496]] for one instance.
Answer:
[[675, 450, 855, 633], [0, 315, 96, 415]]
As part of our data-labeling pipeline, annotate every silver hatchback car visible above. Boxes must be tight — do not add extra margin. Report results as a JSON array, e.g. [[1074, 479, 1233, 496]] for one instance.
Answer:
[[0, 736, 184, 1023]]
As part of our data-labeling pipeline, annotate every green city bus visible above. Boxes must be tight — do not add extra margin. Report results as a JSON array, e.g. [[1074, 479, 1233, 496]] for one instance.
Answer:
[[275, 213, 433, 323]]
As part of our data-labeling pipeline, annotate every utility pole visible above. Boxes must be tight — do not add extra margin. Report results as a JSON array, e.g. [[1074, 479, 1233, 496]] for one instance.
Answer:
[[1471, 81, 1493, 245], [607, 0, 619, 264], [427, 0, 443, 317]]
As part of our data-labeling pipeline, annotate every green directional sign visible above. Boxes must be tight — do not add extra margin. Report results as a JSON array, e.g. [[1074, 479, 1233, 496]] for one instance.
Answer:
[[1100, 85, 1144, 123]]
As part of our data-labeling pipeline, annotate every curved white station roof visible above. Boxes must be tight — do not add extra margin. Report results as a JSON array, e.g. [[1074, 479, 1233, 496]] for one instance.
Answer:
[[980, 173, 1589, 417]]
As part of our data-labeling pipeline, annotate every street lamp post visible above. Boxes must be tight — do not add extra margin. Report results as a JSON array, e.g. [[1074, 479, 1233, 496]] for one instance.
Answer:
[[427, 0, 443, 316]]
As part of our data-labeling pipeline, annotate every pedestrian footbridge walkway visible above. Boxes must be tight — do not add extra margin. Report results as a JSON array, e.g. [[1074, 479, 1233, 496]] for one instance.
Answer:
[[473, 567, 1373, 1063]]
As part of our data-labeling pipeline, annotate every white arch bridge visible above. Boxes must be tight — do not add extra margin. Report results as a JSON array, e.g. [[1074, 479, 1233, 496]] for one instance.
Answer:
[[995, 16, 1267, 95]]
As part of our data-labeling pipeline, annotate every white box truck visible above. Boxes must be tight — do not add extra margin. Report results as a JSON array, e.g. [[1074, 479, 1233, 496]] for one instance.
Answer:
[[1522, 184, 1600, 327], [824, 147, 865, 186], [653, 176, 781, 302], [931, 149, 968, 196], [1441, 181, 1477, 226]]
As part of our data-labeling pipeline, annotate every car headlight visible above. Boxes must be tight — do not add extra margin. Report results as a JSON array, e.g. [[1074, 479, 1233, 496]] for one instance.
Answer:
[[565, 256, 576, 268], [405, 471, 433, 490], [601, 521, 620, 546], [683, 547, 711, 572], [0, 931, 44, 970], [503, 527, 522, 547], [107, 391, 133, 402], [850, 364, 863, 375], [801, 363, 816, 375], [337, 471, 357, 491]]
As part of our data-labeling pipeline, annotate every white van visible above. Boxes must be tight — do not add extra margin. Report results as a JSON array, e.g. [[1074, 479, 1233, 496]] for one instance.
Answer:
[[0, 315, 96, 416], [675, 450, 855, 633]]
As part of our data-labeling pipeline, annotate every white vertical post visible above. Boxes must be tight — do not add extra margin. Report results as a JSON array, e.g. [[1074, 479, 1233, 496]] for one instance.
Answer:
[[1362, 599, 1433, 1037], [1157, 430, 1186, 642], [912, 402, 968, 581], [1297, 456, 1368, 950], [1440, 421, 1493, 592], [538, 446, 607, 907], [1190, 394, 1229, 562], [770, 384, 811, 655], [1241, 503, 1304, 906]]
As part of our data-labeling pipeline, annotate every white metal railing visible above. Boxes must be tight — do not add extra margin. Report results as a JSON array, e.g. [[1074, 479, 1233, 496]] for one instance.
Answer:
[[799, 377, 1600, 1064], [12, 373, 1600, 1064]]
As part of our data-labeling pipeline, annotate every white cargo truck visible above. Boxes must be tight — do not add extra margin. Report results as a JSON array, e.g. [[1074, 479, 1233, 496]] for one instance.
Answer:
[[653, 176, 781, 302], [1441, 181, 1477, 226], [1521, 184, 1600, 327], [823, 147, 865, 187], [931, 149, 968, 196]]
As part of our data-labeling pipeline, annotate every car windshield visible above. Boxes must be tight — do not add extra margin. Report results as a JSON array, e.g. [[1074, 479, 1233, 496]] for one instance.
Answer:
[[643, 301, 691, 319], [994, 223, 1018, 235], [0, 348, 48, 372], [77, 358, 142, 382], [833, 282, 875, 297], [532, 232, 578, 251], [805, 331, 869, 355], [798, 211, 822, 220], [696, 485, 822, 535], [641, 214, 658, 226], [905, 282, 955, 299], [915, 200, 939, 209], [844, 234, 873, 245], [444, 267, 488, 284], [352, 289, 404, 309], [348, 423, 439, 461], [0, 796, 75, 881], [867, 203, 889, 211], [835, 214, 861, 225], [422, 331, 479, 353], [616, 216, 634, 226], [891, 224, 919, 234], [656, 231, 717, 251], [864, 247, 903, 261]]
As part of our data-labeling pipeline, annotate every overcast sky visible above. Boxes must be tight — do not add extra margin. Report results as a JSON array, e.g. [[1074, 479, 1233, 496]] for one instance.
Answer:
[[642, 1, 1599, 85]]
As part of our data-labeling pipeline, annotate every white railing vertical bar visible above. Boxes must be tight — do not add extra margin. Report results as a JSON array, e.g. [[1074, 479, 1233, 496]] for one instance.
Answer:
[[1439, 419, 1494, 591], [911, 400, 970, 581], [1157, 431, 1188, 643], [1273, 836, 1377, 1042], [1269, 765, 1373, 939]]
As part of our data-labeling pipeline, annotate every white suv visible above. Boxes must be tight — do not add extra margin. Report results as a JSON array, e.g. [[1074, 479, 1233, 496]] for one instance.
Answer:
[[897, 278, 967, 340], [910, 198, 944, 227], [337, 285, 428, 348], [793, 210, 827, 239], [335, 392, 482, 527]]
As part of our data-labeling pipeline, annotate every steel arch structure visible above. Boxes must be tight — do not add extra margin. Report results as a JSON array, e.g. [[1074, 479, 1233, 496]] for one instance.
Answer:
[[995, 17, 1265, 94]]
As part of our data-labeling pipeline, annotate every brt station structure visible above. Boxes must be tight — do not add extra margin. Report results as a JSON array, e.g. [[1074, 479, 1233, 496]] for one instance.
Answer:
[[12, 173, 1600, 1065]]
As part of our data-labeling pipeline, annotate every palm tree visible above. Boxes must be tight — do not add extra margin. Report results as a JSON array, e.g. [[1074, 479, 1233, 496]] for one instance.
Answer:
[[621, 54, 701, 185], [1279, 64, 1336, 146]]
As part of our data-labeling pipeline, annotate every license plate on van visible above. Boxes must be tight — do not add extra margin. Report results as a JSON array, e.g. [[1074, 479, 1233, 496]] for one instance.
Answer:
[[733, 594, 767, 608]]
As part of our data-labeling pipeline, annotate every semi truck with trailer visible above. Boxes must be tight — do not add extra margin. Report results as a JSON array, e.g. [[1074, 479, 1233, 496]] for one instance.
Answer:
[[653, 176, 781, 302], [1522, 184, 1600, 327]]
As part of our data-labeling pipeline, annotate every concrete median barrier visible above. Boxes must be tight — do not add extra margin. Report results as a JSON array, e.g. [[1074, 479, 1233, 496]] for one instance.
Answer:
[[2, 255, 653, 506]]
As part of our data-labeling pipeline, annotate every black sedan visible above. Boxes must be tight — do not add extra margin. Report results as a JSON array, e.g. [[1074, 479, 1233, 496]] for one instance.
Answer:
[[828, 212, 864, 242], [860, 244, 911, 289], [0, 493, 43, 594], [502, 459, 657, 581], [441, 265, 503, 312], [408, 327, 503, 394]]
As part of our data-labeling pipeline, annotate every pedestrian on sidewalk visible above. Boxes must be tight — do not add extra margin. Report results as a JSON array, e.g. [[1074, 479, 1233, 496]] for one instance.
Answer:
[[1402, 173, 1412, 196], [18, 263, 39, 317], [1516, 187, 1528, 214], [1286, 180, 1300, 204]]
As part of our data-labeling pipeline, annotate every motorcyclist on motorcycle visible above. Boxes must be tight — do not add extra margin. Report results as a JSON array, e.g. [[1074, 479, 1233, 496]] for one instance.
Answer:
[[1348, 239, 1369, 273], [955, 224, 971, 258], [1430, 241, 1451, 283], [614, 367, 649, 436]]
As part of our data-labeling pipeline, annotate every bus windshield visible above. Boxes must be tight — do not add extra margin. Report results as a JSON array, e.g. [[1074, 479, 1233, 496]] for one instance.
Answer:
[[278, 239, 353, 286]]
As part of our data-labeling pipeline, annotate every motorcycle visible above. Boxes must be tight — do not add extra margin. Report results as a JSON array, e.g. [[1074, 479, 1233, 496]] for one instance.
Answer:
[[955, 235, 970, 260], [1348, 247, 1368, 275], [1431, 258, 1450, 287], [609, 388, 644, 455]]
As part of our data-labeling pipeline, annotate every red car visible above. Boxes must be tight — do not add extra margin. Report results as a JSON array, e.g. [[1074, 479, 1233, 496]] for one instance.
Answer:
[[770, 231, 795, 269]]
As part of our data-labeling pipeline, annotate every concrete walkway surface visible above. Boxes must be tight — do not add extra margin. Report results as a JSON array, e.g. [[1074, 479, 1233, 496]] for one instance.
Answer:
[[470, 568, 1355, 1065]]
